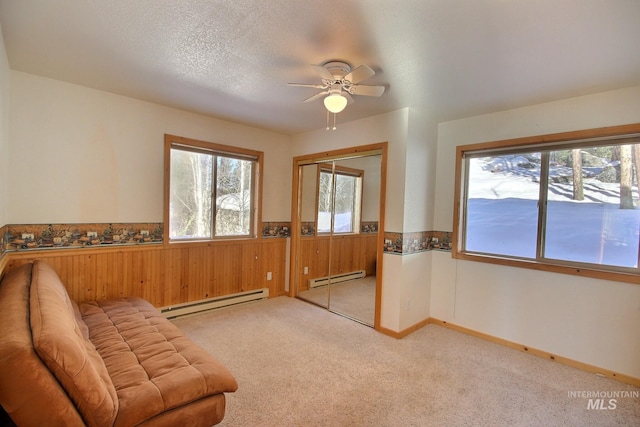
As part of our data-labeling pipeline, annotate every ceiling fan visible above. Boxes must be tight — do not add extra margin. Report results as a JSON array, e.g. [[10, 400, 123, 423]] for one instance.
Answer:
[[288, 61, 385, 114]]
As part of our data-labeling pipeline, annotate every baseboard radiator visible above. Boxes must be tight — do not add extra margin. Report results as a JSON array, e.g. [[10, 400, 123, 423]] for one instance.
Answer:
[[308, 270, 366, 288], [161, 288, 269, 319]]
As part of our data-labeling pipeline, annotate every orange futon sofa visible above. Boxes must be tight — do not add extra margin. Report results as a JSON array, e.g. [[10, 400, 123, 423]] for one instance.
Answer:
[[0, 260, 238, 426]]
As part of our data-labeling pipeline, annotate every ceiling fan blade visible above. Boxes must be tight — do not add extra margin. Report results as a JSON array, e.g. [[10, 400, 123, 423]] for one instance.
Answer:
[[288, 83, 327, 89], [310, 64, 335, 81], [350, 84, 385, 97], [344, 92, 355, 104], [344, 64, 375, 84], [303, 91, 329, 103]]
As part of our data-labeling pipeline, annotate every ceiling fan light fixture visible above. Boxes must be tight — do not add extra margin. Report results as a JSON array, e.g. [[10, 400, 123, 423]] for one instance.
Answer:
[[324, 93, 348, 113]]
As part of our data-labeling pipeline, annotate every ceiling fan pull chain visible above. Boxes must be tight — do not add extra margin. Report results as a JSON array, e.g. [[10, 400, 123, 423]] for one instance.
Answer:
[[332, 112, 337, 131], [326, 110, 330, 131]]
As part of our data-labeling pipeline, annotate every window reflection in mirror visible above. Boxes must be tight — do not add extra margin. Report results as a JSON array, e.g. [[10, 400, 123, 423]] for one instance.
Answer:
[[295, 154, 382, 327]]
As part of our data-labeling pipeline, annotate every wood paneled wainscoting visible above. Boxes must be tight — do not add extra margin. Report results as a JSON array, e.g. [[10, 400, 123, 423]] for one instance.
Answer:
[[3, 238, 287, 308], [296, 233, 377, 293]]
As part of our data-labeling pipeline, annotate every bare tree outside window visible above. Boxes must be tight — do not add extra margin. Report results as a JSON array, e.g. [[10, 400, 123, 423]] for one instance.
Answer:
[[216, 157, 253, 235], [169, 146, 256, 240], [170, 150, 212, 239], [620, 145, 634, 209], [572, 148, 584, 201]]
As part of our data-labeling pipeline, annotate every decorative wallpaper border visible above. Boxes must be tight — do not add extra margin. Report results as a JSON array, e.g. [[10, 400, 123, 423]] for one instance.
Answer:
[[383, 230, 452, 255], [300, 222, 316, 237], [262, 222, 291, 238], [5, 223, 163, 251], [361, 221, 379, 233], [3, 222, 451, 256], [299, 221, 379, 237], [4, 221, 294, 250]]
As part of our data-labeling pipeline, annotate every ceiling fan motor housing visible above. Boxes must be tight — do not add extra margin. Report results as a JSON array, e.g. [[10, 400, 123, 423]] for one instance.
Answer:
[[323, 61, 352, 81]]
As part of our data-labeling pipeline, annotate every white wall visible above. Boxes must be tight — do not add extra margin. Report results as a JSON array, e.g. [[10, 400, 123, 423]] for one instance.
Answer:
[[0, 26, 10, 227], [404, 108, 438, 232], [432, 85, 640, 378], [9, 71, 292, 224], [381, 251, 433, 331], [397, 109, 438, 329]]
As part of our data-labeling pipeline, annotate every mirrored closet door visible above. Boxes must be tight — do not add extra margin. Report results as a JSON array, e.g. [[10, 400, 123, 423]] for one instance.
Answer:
[[292, 145, 385, 327]]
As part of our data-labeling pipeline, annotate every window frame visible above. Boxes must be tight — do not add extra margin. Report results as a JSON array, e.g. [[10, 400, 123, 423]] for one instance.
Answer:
[[316, 163, 364, 236], [452, 123, 640, 285], [163, 134, 263, 244]]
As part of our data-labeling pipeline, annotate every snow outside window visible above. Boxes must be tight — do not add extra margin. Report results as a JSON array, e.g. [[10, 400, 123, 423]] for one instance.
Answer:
[[317, 169, 362, 234], [465, 153, 540, 258], [462, 142, 640, 272]]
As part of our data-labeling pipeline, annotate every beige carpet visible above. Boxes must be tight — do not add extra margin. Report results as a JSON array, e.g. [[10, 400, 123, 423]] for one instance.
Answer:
[[172, 297, 639, 427], [297, 276, 376, 326]]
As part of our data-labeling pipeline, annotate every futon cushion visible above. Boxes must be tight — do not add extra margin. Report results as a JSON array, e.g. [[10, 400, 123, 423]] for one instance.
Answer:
[[0, 263, 86, 426], [80, 297, 238, 427], [29, 260, 119, 427]]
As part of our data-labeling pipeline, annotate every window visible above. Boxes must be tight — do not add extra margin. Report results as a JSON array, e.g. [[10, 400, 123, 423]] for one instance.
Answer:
[[317, 164, 363, 234], [454, 124, 640, 283], [165, 135, 262, 241]]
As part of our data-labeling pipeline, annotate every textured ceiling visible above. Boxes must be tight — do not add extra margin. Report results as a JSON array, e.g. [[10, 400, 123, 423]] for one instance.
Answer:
[[1, 0, 640, 135]]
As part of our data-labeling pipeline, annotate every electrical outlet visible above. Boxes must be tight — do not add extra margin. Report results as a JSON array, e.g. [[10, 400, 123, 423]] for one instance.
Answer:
[[303, 266, 309, 274], [22, 233, 34, 240], [266, 272, 272, 280]]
